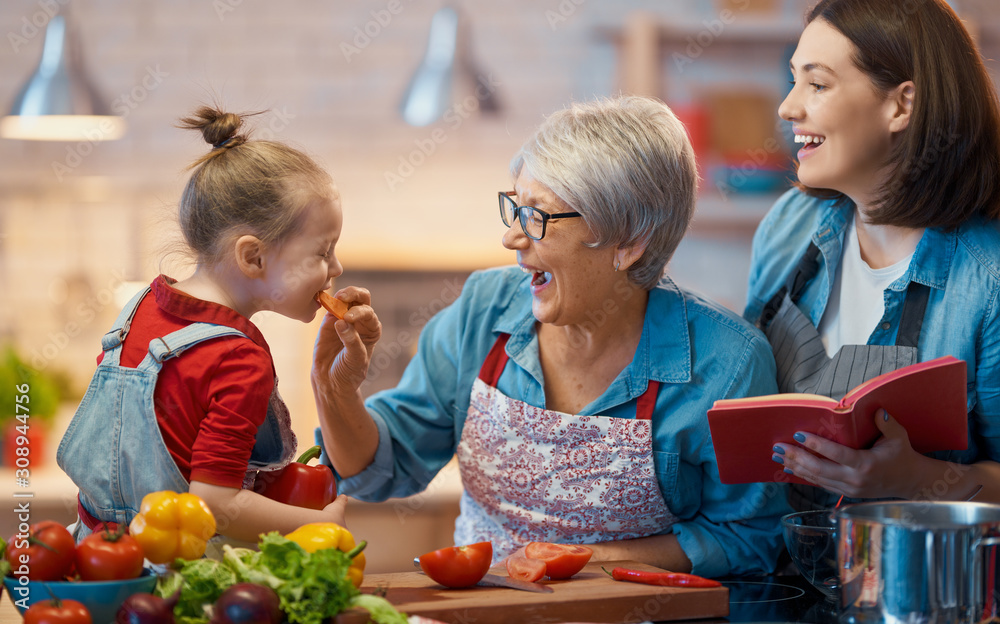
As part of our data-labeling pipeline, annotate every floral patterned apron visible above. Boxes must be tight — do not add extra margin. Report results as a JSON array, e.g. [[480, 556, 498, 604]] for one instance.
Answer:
[[454, 333, 677, 561]]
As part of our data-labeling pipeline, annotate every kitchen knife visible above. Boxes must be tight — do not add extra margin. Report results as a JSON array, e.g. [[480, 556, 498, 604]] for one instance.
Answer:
[[412, 558, 554, 593], [477, 572, 554, 593]]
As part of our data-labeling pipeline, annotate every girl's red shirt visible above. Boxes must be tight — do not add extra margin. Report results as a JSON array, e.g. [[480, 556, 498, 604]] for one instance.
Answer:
[[98, 275, 274, 488]]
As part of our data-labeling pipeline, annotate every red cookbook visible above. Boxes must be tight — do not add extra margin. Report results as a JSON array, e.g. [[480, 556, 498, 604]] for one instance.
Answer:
[[707, 356, 969, 485]]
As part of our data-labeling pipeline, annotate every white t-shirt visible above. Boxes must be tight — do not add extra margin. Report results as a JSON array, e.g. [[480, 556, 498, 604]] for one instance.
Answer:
[[818, 214, 912, 356]]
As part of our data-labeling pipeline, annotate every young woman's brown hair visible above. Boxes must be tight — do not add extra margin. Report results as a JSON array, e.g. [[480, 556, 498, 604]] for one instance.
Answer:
[[797, 0, 1000, 229]]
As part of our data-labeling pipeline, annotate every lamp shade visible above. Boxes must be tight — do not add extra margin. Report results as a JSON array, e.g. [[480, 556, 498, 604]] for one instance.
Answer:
[[1, 13, 125, 141], [400, 7, 459, 127]]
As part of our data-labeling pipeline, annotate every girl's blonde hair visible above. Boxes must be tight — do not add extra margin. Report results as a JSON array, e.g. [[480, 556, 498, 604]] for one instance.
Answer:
[[176, 106, 334, 266]]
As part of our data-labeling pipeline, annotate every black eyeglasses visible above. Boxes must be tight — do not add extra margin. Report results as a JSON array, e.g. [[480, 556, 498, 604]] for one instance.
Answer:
[[498, 191, 582, 241]]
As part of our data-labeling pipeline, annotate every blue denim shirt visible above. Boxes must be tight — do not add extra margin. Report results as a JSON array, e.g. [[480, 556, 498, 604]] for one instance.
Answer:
[[745, 188, 1000, 465], [331, 266, 790, 577]]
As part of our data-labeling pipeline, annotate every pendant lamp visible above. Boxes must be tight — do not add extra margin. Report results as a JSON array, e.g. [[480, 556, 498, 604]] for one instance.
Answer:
[[1, 12, 125, 141], [400, 6, 500, 127]]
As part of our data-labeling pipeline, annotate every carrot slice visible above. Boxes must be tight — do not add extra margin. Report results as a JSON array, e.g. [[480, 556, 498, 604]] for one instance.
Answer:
[[316, 291, 350, 319]]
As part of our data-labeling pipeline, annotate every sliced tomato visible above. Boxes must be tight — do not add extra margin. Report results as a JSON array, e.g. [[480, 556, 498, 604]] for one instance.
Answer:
[[418, 542, 492, 588], [504, 547, 546, 582], [525, 542, 594, 579]]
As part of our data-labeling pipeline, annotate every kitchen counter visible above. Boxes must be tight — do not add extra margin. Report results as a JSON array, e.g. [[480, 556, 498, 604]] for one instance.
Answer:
[[0, 573, 832, 624]]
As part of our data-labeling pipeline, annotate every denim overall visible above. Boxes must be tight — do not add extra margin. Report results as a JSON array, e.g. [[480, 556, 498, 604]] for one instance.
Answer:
[[57, 287, 296, 540]]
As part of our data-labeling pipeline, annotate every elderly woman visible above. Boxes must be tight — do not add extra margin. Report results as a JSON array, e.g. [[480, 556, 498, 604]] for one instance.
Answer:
[[313, 96, 789, 577]]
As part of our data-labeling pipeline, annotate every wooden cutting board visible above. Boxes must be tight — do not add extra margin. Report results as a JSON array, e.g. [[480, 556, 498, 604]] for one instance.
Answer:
[[335, 560, 729, 623]]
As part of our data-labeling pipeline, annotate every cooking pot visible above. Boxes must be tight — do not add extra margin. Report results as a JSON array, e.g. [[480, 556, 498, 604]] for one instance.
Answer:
[[836, 501, 1000, 624]]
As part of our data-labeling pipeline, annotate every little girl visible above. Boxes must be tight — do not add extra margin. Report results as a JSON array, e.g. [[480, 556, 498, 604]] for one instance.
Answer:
[[57, 106, 380, 544]]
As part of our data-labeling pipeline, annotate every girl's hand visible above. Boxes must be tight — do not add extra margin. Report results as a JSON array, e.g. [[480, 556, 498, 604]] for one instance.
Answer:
[[319, 494, 349, 528], [772, 409, 935, 499], [312, 286, 381, 394]]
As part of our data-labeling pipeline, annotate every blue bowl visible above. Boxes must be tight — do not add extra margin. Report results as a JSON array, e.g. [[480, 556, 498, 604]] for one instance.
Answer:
[[4, 569, 157, 623]]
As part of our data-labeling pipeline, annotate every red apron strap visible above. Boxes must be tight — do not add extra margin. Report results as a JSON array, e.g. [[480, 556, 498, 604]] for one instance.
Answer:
[[77, 494, 122, 534], [479, 333, 658, 419], [477, 333, 512, 387], [635, 380, 660, 420]]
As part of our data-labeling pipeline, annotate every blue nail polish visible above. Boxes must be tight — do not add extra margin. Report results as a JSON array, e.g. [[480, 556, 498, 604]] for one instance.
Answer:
[[883, 410, 889, 422], [784, 468, 794, 475], [793, 432, 807, 444], [772, 446, 785, 455], [772, 455, 784, 465]]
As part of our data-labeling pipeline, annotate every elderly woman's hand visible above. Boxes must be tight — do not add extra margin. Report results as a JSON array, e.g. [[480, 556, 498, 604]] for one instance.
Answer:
[[312, 286, 381, 394]]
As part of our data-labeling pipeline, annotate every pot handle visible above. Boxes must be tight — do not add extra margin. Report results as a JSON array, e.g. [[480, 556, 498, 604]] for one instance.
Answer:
[[973, 535, 1000, 616]]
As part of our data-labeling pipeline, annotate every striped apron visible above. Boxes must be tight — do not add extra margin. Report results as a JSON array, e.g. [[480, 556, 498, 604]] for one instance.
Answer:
[[759, 242, 929, 510]]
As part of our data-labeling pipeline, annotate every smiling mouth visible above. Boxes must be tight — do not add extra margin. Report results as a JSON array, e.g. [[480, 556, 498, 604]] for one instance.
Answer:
[[794, 134, 826, 151], [521, 266, 552, 287]]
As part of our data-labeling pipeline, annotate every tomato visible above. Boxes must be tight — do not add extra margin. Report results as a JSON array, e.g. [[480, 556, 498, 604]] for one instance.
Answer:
[[525, 542, 594, 579], [504, 547, 546, 583], [75, 528, 144, 581], [24, 598, 92, 624], [418, 542, 493, 588], [7, 520, 75, 581]]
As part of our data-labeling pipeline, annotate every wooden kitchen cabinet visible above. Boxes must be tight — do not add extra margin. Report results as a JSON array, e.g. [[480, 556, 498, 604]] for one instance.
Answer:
[[601, 10, 802, 238]]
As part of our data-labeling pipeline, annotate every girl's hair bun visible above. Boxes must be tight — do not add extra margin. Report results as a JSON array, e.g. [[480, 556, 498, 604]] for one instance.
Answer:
[[177, 106, 249, 151]]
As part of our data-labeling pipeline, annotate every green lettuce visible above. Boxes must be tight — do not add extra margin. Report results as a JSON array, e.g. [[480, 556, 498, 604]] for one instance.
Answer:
[[257, 533, 356, 624], [155, 558, 236, 624], [349, 594, 410, 624], [154, 532, 402, 624]]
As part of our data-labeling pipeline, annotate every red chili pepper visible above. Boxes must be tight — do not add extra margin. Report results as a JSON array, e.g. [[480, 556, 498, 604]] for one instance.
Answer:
[[252, 445, 337, 510], [603, 566, 722, 588]]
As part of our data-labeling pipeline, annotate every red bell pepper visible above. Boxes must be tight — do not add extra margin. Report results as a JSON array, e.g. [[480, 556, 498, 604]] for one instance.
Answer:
[[252, 445, 337, 510]]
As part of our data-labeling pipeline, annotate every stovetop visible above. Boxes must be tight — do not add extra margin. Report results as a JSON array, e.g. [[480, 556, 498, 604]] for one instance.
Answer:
[[721, 577, 836, 623]]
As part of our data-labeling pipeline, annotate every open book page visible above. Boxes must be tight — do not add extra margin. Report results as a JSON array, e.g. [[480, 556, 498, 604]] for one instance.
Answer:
[[711, 392, 839, 408]]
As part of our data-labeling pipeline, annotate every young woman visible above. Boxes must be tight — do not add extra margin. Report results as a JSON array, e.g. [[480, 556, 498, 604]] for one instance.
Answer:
[[745, 0, 1000, 510]]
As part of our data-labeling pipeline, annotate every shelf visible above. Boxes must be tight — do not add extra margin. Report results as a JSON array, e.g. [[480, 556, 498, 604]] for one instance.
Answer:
[[597, 18, 802, 47]]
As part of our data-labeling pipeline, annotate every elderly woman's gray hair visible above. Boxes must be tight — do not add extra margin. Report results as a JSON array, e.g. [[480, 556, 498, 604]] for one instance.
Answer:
[[510, 96, 698, 290]]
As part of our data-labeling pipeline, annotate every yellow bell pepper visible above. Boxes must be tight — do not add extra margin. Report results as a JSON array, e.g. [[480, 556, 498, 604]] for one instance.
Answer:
[[128, 490, 217, 564], [285, 522, 366, 587]]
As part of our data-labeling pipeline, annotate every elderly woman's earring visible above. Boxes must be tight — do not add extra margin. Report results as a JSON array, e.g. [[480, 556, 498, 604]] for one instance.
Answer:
[[614, 259, 621, 272]]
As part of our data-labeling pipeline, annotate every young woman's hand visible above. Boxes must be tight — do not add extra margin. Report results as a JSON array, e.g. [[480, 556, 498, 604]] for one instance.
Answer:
[[772, 409, 938, 499], [312, 286, 381, 394]]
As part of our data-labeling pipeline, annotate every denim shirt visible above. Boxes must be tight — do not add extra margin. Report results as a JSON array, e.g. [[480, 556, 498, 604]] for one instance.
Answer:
[[745, 188, 1000, 465], [329, 266, 791, 577]]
